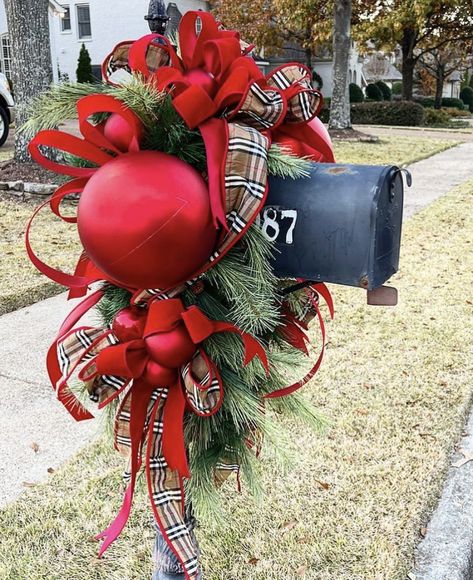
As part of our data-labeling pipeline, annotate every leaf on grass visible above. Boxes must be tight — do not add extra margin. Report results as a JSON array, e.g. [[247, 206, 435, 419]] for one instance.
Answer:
[[280, 520, 297, 533], [296, 564, 308, 576], [47, 467, 55, 474], [420, 527, 427, 538], [315, 479, 331, 490], [453, 449, 473, 468], [248, 557, 259, 565], [22, 481, 37, 487], [30, 442, 40, 453]]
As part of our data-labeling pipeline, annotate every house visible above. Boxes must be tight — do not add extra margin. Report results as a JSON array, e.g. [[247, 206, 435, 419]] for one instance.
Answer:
[[262, 40, 367, 98], [0, 0, 208, 83], [442, 70, 462, 99]]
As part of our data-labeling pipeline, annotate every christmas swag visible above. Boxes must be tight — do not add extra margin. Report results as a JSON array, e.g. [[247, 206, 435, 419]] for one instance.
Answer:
[[25, 11, 335, 579]]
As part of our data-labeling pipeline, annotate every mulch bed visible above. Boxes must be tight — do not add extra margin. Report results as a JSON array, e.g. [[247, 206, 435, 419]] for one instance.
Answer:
[[329, 128, 379, 142], [0, 159, 63, 184]]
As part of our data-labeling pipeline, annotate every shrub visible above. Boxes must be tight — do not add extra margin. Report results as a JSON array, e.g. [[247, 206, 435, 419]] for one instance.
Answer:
[[349, 83, 364, 103], [366, 83, 384, 101], [375, 80, 392, 101], [351, 101, 425, 126], [460, 86, 473, 113], [318, 104, 330, 124], [76, 43, 94, 83], [312, 70, 323, 90], [424, 108, 451, 126], [392, 82, 403, 95], [441, 97, 465, 110], [470, 74, 473, 89], [443, 106, 471, 118], [413, 95, 435, 108]]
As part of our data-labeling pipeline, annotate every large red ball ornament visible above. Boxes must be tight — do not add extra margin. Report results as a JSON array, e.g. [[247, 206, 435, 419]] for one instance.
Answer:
[[100, 113, 144, 153], [77, 151, 217, 289], [145, 324, 197, 369]]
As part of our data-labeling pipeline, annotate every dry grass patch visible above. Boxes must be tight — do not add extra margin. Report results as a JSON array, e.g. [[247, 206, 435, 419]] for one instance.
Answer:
[[0, 199, 79, 314], [0, 178, 472, 579], [333, 135, 459, 166]]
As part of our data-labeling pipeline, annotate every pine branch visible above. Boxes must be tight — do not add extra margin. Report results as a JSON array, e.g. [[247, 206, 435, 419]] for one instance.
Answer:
[[21, 82, 106, 137], [267, 143, 312, 179]]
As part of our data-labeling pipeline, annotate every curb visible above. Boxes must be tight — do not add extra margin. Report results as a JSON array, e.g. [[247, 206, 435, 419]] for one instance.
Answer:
[[413, 411, 473, 579], [0, 180, 57, 200]]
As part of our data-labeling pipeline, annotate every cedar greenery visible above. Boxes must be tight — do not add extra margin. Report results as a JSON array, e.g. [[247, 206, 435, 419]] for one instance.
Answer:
[[23, 73, 324, 520]]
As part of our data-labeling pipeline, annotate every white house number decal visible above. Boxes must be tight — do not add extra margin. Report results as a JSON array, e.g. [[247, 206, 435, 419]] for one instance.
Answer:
[[257, 207, 298, 245]]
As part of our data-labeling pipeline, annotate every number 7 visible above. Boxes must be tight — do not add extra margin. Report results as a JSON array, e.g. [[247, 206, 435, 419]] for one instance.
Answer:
[[281, 210, 297, 244]]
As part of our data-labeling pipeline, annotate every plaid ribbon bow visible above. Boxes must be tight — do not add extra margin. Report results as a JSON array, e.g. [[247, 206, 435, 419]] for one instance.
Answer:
[[51, 296, 268, 577]]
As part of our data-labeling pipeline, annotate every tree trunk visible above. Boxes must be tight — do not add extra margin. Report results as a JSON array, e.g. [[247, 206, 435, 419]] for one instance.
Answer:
[[329, 0, 352, 131], [401, 27, 417, 101], [305, 47, 313, 71], [4, 0, 53, 162], [434, 64, 445, 109]]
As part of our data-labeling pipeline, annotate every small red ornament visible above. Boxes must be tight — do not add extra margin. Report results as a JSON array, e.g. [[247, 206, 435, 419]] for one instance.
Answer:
[[184, 69, 218, 97], [112, 307, 147, 343], [77, 151, 217, 290], [145, 324, 197, 369], [100, 113, 144, 153], [143, 360, 178, 386]]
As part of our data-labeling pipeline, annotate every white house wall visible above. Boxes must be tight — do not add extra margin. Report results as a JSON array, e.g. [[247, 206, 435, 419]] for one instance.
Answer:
[[0, 0, 208, 82]]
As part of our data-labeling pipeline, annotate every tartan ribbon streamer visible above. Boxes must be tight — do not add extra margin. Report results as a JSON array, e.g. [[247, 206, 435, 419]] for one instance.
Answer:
[[51, 297, 268, 578]]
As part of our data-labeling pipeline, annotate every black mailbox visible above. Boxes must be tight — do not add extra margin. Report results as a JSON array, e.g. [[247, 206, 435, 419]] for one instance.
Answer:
[[263, 163, 406, 291]]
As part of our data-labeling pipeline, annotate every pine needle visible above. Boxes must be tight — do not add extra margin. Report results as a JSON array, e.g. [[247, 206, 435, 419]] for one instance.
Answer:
[[267, 143, 312, 179], [21, 82, 106, 137]]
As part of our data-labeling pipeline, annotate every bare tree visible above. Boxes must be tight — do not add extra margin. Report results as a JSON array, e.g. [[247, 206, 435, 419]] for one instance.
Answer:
[[329, 0, 352, 131], [4, 0, 53, 162], [418, 43, 473, 108]]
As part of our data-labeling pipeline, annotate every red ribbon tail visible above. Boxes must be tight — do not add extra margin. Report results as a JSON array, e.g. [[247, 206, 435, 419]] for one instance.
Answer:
[[96, 380, 155, 557], [199, 118, 229, 232], [265, 298, 326, 399], [162, 378, 190, 478]]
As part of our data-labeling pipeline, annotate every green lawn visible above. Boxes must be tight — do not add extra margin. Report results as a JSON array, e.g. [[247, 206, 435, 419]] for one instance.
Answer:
[[1, 175, 472, 577]]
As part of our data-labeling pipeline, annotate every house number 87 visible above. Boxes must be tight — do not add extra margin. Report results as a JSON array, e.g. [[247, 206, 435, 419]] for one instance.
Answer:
[[258, 207, 298, 245]]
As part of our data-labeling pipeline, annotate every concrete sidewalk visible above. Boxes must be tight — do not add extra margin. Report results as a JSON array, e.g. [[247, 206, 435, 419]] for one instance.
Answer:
[[0, 293, 102, 507], [0, 140, 472, 512]]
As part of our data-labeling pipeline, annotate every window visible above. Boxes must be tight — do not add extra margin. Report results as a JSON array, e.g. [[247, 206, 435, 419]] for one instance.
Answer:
[[1, 35, 12, 80], [76, 4, 91, 39], [60, 6, 71, 32]]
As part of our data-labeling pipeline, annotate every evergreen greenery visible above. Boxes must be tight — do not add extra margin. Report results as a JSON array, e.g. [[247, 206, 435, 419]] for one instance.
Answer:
[[366, 83, 384, 101], [76, 43, 94, 83], [392, 81, 403, 95], [375, 80, 392, 101], [460, 86, 473, 113], [349, 83, 364, 103]]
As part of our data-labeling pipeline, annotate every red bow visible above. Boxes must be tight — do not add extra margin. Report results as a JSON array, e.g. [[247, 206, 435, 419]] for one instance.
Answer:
[[51, 297, 268, 557]]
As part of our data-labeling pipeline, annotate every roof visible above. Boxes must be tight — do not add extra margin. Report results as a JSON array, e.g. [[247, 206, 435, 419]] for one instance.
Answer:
[[363, 63, 402, 82]]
